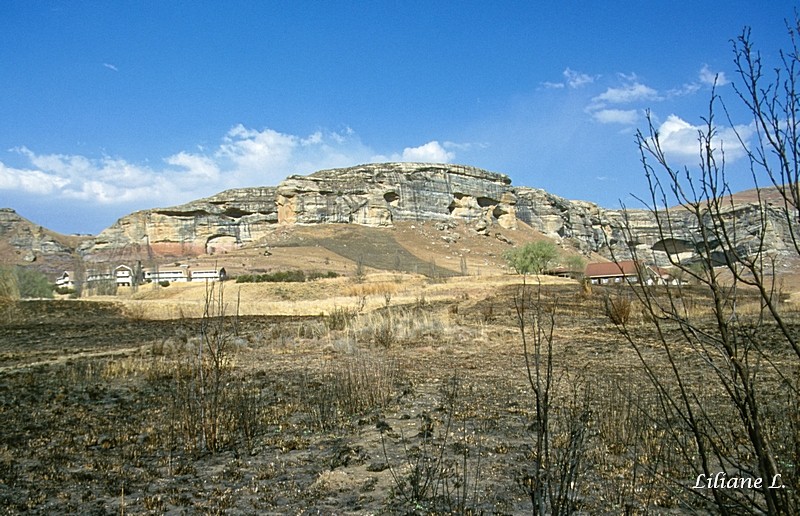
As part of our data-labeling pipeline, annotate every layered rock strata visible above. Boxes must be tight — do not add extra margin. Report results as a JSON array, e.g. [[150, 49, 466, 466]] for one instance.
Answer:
[[66, 162, 798, 267]]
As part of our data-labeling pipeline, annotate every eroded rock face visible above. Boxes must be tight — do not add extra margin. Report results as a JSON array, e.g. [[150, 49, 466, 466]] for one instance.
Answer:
[[275, 163, 514, 227], [70, 163, 799, 267], [82, 163, 520, 258], [81, 187, 279, 259], [0, 208, 86, 274]]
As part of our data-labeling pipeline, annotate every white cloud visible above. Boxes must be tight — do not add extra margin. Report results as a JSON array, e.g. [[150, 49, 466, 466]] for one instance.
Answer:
[[216, 124, 297, 173], [0, 126, 455, 211], [592, 82, 660, 106], [0, 162, 70, 195], [541, 81, 565, 89], [166, 152, 220, 182], [400, 141, 455, 162], [542, 68, 596, 89], [699, 64, 728, 86], [15, 146, 92, 176], [5, 148, 181, 205], [663, 66, 725, 98], [301, 131, 323, 145], [592, 109, 639, 125], [654, 114, 752, 163], [656, 115, 701, 157], [584, 76, 659, 126], [564, 68, 596, 88], [442, 140, 487, 152], [667, 82, 702, 98], [103, 63, 119, 72]]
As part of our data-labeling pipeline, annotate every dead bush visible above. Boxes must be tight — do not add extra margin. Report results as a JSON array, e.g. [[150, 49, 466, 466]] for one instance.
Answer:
[[349, 307, 451, 348], [325, 306, 357, 331], [604, 294, 632, 326], [303, 352, 400, 430]]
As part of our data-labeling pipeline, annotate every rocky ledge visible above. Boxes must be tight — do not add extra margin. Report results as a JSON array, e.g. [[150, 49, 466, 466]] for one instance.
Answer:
[[73, 162, 797, 268]]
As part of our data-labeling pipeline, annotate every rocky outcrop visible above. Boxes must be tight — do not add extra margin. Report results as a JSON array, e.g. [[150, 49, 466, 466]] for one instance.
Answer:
[[275, 163, 515, 227], [82, 163, 521, 259], [0, 208, 87, 274], [83, 187, 279, 259], [5, 162, 794, 270]]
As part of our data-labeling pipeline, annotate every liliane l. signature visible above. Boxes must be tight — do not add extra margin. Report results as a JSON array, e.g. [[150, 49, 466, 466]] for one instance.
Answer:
[[692, 472, 785, 490]]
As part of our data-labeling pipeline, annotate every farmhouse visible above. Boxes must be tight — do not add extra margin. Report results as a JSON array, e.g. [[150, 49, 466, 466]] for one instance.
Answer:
[[56, 263, 228, 289], [85, 269, 114, 283], [114, 265, 136, 287], [55, 271, 76, 289]]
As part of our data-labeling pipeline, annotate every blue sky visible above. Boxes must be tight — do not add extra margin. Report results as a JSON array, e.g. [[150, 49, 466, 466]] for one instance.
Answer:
[[0, 1, 796, 234]]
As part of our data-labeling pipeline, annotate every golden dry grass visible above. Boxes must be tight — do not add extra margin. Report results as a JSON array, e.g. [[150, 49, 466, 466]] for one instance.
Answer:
[[100, 272, 577, 319]]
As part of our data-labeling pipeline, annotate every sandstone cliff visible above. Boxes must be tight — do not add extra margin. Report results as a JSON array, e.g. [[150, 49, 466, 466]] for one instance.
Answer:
[[3, 162, 794, 273], [81, 163, 523, 259], [77, 163, 798, 269], [0, 208, 88, 274]]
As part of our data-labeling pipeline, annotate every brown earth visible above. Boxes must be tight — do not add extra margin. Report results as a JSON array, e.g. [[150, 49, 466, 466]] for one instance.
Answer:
[[0, 277, 798, 514]]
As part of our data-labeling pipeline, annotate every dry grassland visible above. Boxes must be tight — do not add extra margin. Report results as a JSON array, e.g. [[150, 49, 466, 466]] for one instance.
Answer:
[[110, 273, 573, 319], [1, 272, 797, 514]]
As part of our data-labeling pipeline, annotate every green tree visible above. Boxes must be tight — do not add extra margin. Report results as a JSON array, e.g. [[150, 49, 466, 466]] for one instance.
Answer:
[[562, 254, 586, 276], [0, 267, 20, 301], [504, 241, 558, 276], [14, 267, 53, 299]]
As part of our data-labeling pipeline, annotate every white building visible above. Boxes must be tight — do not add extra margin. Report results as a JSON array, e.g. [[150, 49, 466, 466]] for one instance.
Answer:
[[85, 269, 114, 283], [55, 271, 76, 289], [143, 266, 190, 283], [190, 267, 227, 282], [115, 265, 136, 287]]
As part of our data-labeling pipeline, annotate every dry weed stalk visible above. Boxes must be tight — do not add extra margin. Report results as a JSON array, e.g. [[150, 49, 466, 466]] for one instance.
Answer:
[[160, 281, 261, 454], [513, 280, 590, 515], [302, 352, 400, 430], [382, 374, 485, 513]]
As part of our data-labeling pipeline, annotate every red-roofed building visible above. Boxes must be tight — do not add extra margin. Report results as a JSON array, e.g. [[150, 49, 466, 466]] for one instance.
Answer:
[[585, 260, 676, 286]]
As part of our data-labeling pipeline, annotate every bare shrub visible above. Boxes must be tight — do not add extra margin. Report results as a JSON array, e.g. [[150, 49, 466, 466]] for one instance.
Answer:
[[0, 267, 20, 301], [349, 307, 451, 348], [0, 267, 19, 323], [122, 301, 148, 321], [513, 282, 591, 515], [354, 255, 366, 283], [480, 302, 495, 323], [303, 352, 400, 430], [383, 374, 485, 513], [373, 313, 396, 349], [344, 281, 399, 298], [610, 20, 800, 513], [0, 299, 18, 325], [591, 377, 676, 512], [163, 282, 259, 453], [324, 306, 357, 331], [604, 293, 632, 326]]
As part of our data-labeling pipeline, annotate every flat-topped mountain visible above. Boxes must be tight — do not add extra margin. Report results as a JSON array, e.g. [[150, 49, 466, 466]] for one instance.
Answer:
[[83, 163, 522, 259], [2, 162, 797, 276]]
